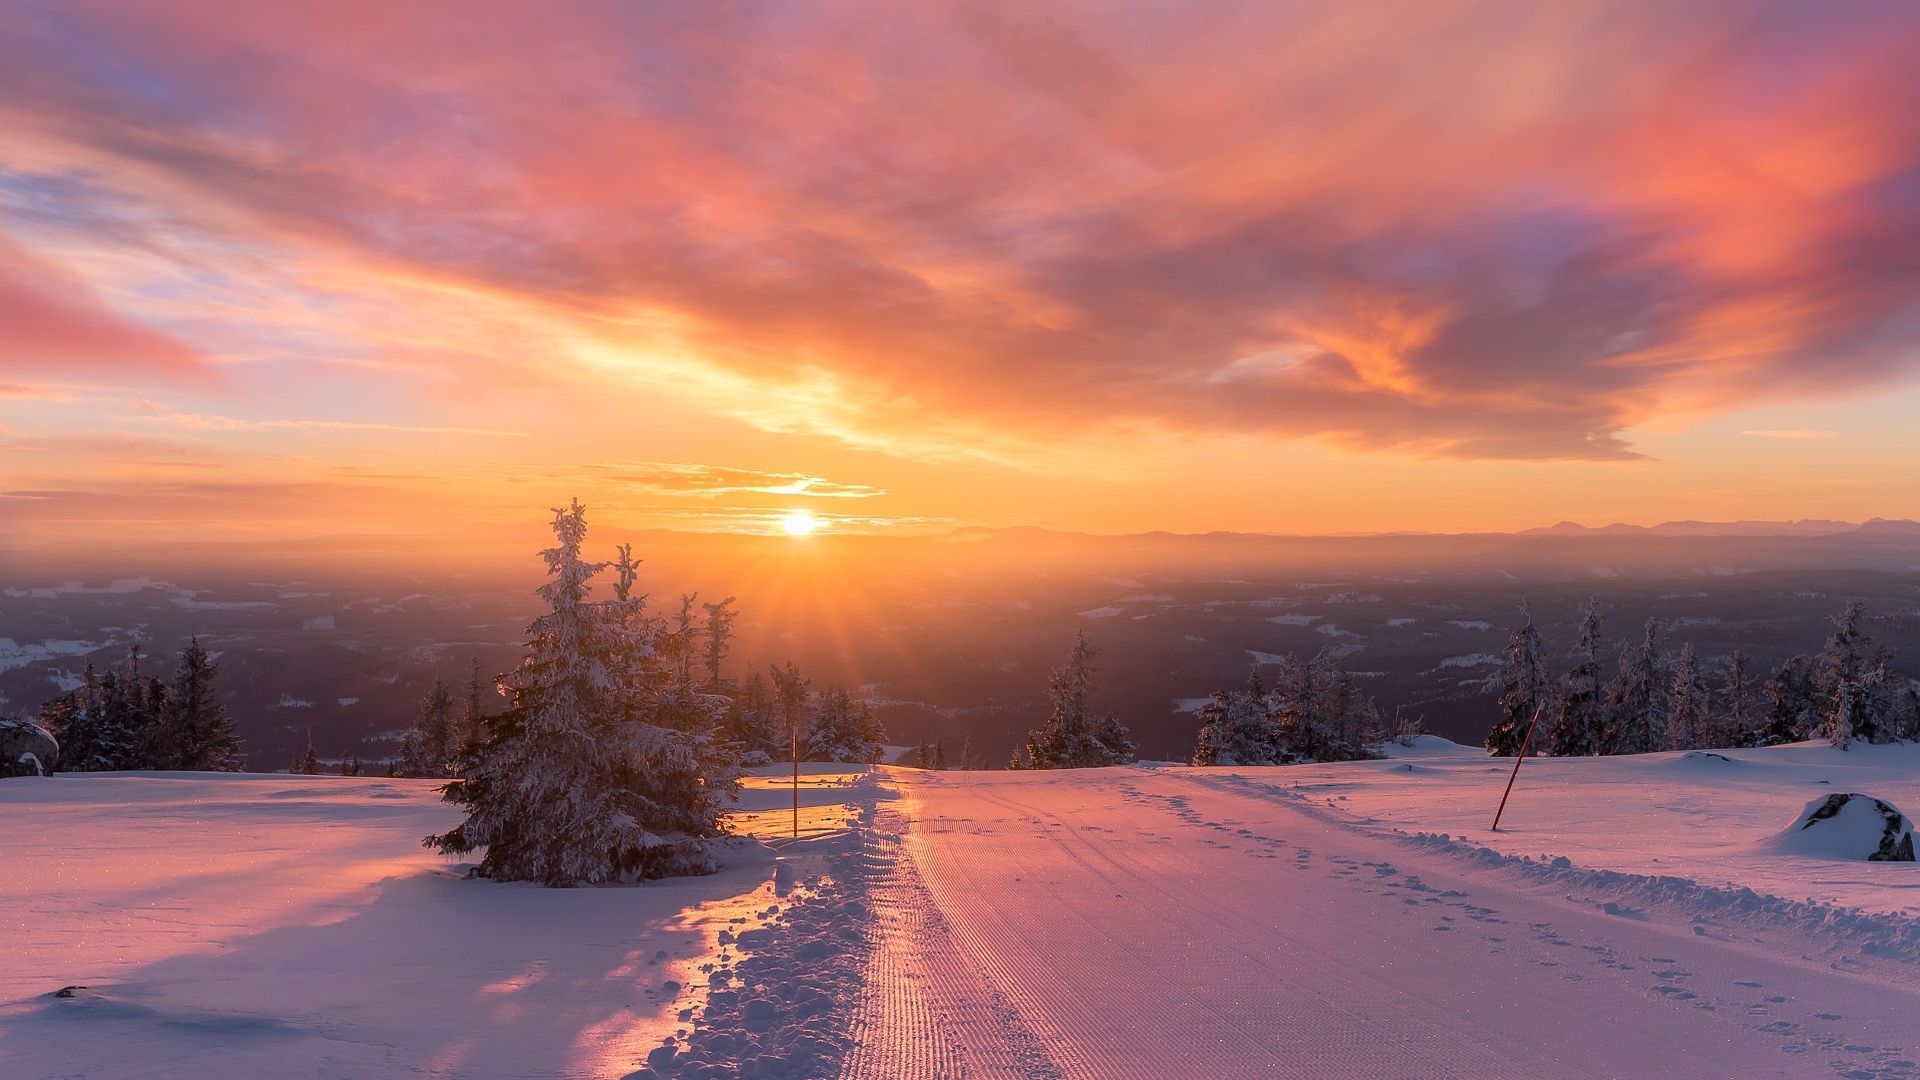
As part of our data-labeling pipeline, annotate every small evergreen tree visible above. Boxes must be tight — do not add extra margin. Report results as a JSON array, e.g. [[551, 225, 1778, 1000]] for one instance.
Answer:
[[721, 670, 782, 764], [428, 501, 737, 884], [290, 730, 322, 775], [701, 597, 738, 691], [1758, 655, 1818, 745], [461, 655, 492, 751], [1486, 606, 1552, 757], [770, 662, 810, 765], [1665, 643, 1708, 751], [398, 675, 460, 778], [1545, 601, 1605, 757], [805, 688, 887, 763], [155, 638, 244, 771], [1602, 620, 1664, 754], [1714, 650, 1758, 748], [1816, 602, 1878, 747], [1193, 671, 1284, 765], [1015, 633, 1135, 769]]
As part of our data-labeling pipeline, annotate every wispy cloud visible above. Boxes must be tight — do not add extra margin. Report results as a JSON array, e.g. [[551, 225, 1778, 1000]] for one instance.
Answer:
[[3, 0, 1919, 473], [125, 403, 528, 438], [587, 461, 886, 499], [1741, 430, 1837, 440]]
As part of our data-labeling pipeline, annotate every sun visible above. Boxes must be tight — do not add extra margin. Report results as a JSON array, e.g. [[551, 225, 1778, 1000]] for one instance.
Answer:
[[780, 511, 821, 536]]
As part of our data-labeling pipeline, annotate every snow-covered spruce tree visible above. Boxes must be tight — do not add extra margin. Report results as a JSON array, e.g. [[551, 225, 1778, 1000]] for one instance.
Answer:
[[1601, 619, 1664, 754], [1713, 650, 1759, 748], [1816, 602, 1880, 747], [1758, 655, 1818, 745], [1665, 643, 1709, 751], [1266, 648, 1383, 763], [155, 638, 244, 771], [770, 661, 811, 764], [428, 501, 737, 885], [721, 671, 782, 765], [1485, 606, 1552, 757], [1193, 671, 1285, 766], [804, 687, 887, 764], [1545, 601, 1605, 757], [1014, 632, 1135, 769], [398, 675, 460, 777]]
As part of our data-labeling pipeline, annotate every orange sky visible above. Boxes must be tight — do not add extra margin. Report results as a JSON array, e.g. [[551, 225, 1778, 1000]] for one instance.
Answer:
[[5, 1, 1920, 546]]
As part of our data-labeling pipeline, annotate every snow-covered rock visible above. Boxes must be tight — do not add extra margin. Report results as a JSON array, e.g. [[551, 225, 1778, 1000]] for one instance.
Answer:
[[1763, 792, 1915, 862], [0, 719, 58, 777]]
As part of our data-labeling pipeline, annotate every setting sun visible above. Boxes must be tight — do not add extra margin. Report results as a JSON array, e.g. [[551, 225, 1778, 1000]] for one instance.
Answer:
[[780, 511, 820, 536]]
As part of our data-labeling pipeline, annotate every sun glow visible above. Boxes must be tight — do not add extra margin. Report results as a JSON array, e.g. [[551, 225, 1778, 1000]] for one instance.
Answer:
[[780, 511, 821, 536]]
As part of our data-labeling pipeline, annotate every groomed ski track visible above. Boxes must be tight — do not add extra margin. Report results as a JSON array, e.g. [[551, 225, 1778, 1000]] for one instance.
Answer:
[[842, 767, 1920, 1080]]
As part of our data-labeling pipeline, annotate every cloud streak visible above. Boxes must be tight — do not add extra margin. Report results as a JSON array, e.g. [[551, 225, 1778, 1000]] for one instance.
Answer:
[[2, 1, 1919, 464], [587, 462, 886, 500]]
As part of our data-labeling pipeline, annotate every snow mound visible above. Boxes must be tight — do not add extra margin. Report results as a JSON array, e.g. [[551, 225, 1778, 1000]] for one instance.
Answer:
[[1376, 735, 1476, 759], [1760, 793, 1916, 862], [1669, 750, 1739, 768]]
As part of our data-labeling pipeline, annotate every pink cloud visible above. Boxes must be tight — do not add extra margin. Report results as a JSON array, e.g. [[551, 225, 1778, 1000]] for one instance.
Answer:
[[0, 238, 206, 380], [3, 2, 1918, 459]]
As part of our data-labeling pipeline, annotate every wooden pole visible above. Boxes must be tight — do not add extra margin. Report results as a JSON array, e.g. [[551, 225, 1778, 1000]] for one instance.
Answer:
[[1490, 703, 1546, 832], [792, 716, 800, 838]]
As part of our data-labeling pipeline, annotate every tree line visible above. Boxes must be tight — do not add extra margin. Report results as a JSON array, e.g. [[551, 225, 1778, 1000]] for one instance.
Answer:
[[1483, 599, 1920, 757], [1191, 647, 1404, 766], [28, 639, 244, 772]]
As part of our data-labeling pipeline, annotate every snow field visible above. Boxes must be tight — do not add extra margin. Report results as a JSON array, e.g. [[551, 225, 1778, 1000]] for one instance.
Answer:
[[0, 773, 793, 1079], [874, 766, 1920, 1078]]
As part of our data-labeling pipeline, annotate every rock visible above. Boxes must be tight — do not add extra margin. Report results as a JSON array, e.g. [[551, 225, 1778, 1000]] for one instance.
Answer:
[[1767, 792, 1916, 861], [0, 720, 59, 778]]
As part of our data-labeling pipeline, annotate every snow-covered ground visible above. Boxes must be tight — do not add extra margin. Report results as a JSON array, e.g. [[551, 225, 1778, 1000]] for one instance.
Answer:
[[8, 743, 1920, 1077]]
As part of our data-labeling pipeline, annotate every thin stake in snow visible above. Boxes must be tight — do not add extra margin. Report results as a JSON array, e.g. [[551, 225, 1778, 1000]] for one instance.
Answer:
[[793, 717, 800, 838], [1491, 704, 1546, 832]]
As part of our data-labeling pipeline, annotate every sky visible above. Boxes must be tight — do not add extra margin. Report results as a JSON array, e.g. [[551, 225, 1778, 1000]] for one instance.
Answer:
[[4, 0, 1920, 546]]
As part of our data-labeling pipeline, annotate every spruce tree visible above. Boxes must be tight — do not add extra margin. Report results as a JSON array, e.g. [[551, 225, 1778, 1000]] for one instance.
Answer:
[[804, 687, 887, 763], [701, 597, 738, 691], [1485, 606, 1552, 757], [1015, 633, 1135, 769], [428, 501, 737, 884], [1193, 671, 1283, 765], [770, 662, 810, 765], [157, 638, 244, 771], [1665, 643, 1708, 751], [1758, 655, 1817, 745], [1545, 601, 1604, 757], [1715, 650, 1758, 748], [1816, 602, 1878, 747], [1602, 620, 1664, 754]]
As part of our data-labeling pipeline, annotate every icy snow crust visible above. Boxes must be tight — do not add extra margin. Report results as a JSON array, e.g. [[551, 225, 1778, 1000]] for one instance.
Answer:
[[10, 743, 1920, 1077]]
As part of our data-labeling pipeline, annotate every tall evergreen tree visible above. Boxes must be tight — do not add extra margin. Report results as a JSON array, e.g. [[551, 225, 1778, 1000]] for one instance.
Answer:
[[1485, 606, 1552, 757], [1545, 601, 1605, 756], [429, 501, 737, 884]]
